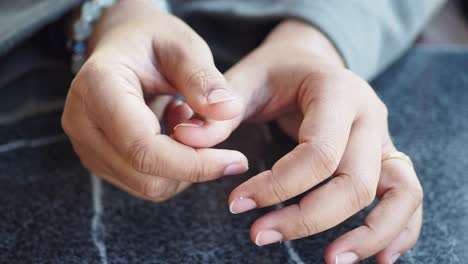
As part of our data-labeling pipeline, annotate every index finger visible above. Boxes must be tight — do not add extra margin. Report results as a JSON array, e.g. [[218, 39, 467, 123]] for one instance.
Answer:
[[74, 61, 248, 182], [228, 79, 356, 211]]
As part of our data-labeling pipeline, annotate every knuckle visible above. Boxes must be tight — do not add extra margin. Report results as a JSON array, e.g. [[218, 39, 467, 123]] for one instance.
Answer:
[[405, 183, 424, 206], [363, 219, 386, 246], [265, 170, 290, 203], [407, 230, 420, 249], [295, 202, 320, 237], [378, 101, 389, 119], [143, 177, 168, 200], [61, 114, 74, 137], [69, 75, 89, 101], [185, 65, 225, 92], [78, 59, 108, 83], [127, 139, 160, 175], [187, 154, 204, 182], [341, 173, 376, 211], [367, 100, 388, 124], [67, 60, 107, 114], [305, 140, 340, 176]]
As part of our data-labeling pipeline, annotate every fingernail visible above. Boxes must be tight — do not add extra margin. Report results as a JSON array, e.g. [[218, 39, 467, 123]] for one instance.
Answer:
[[173, 123, 200, 130], [335, 252, 359, 264], [229, 197, 256, 214], [173, 118, 204, 131], [224, 163, 248, 176], [389, 254, 400, 264], [255, 230, 283, 246], [207, 88, 235, 104]]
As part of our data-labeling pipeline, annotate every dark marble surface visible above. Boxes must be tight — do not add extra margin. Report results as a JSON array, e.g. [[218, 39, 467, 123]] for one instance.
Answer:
[[1, 47, 468, 263]]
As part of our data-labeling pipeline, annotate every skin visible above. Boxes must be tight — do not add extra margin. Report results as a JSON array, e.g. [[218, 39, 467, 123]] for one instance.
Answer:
[[62, 0, 249, 201], [62, 1, 424, 263]]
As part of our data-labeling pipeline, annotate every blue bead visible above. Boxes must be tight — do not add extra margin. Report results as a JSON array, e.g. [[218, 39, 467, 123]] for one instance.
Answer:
[[73, 19, 92, 41], [96, 0, 116, 8], [173, 95, 186, 102], [82, 1, 101, 22], [73, 42, 87, 54], [155, 0, 170, 13], [71, 55, 86, 74]]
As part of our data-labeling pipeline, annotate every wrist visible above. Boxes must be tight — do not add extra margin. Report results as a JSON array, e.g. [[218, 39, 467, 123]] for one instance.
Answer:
[[88, 0, 165, 52], [262, 19, 345, 68]]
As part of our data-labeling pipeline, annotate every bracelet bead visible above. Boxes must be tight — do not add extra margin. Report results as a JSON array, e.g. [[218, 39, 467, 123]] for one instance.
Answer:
[[73, 19, 92, 41], [81, 1, 102, 23], [96, 0, 116, 8]]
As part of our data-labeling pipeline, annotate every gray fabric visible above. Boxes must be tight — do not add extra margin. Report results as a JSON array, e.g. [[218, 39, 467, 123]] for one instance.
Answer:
[[1, 46, 467, 263], [0, 0, 81, 57], [171, 0, 445, 80], [1, 0, 444, 81]]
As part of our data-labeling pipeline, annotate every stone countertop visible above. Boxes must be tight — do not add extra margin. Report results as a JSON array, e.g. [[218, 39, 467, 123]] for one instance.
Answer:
[[1, 47, 467, 263]]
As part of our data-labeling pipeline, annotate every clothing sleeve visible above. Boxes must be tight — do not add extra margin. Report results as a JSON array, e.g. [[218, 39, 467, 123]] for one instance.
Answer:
[[0, 0, 81, 58], [171, 0, 445, 80]]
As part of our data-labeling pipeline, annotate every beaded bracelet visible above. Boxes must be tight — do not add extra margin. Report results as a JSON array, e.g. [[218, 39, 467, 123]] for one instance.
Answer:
[[70, 0, 170, 74]]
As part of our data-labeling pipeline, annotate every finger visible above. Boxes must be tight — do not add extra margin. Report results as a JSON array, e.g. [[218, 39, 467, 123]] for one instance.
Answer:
[[375, 205, 423, 264], [163, 98, 241, 148], [248, 118, 381, 247], [161, 98, 238, 148], [163, 99, 194, 135], [64, 104, 190, 201], [66, 63, 248, 182], [168, 45, 281, 149], [155, 30, 243, 121], [228, 87, 356, 213], [168, 45, 287, 149], [173, 117, 237, 148], [147, 95, 173, 121], [80, 129, 192, 202], [325, 147, 423, 264]]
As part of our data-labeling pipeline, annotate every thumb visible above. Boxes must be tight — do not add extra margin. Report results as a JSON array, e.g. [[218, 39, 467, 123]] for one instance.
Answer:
[[167, 49, 269, 148], [156, 34, 243, 121]]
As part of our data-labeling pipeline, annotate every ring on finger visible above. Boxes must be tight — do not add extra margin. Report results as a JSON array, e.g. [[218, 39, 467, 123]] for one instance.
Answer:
[[382, 151, 413, 167]]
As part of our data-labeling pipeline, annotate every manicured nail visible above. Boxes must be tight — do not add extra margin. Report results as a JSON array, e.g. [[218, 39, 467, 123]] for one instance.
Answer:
[[335, 252, 359, 264], [255, 230, 283, 246], [224, 163, 248, 176], [389, 254, 400, 264], [229, 197, 256, 214], [207, 88, 235, 104]]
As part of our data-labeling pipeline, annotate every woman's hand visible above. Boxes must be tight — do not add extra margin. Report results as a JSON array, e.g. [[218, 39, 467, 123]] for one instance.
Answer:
[[62, 0, 248, 202], [170, 20, 423, 263]]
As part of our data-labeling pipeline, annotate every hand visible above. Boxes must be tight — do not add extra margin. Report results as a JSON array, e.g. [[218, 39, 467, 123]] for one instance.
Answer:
[[62, 0, 248, 202], [169, 20, 423, 263]]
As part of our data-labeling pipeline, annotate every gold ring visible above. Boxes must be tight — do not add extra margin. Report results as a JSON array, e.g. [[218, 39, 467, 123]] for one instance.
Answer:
[[381, 151, 413, 167]]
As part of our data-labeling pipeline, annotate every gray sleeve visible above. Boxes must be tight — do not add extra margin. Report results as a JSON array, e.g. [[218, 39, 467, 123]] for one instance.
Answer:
[[171, 0, 445, 80]]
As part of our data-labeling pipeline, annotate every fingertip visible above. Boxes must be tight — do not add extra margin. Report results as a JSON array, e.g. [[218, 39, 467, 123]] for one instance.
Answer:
[[164, 101, 194, 134], [202, 95, 244, 121], [324, 243, 344, 264], [249, 220, 265, 245], [227, 180, 252, 206], [206, 88, 236, 105], [184, 88, 243, 121], [375, 251, 399, 264], [224, 163, 249, 176], [173, 118, 204, 131], [197, 148, 248, 169], [173, 118, 235, 148]]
